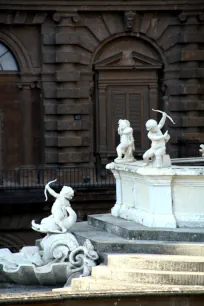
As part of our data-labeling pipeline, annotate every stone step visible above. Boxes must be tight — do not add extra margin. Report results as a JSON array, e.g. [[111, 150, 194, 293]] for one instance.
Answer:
[[71, 222, 204, 256], [107, 254, 204, 272], [92, 265, 204, 286], [55, 278, 204, 293], [71, 277, 195, 292], [88, 214, 204, 242]]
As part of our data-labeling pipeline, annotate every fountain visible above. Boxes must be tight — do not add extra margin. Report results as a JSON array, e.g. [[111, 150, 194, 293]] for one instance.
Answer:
[[0, 180, 99, 287], [1, 110, 204, 291], [106, 110, 204, 228]]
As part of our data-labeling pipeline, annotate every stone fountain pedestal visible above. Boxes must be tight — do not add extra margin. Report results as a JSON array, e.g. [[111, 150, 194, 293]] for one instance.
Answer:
[[106, 160, 204, 228]]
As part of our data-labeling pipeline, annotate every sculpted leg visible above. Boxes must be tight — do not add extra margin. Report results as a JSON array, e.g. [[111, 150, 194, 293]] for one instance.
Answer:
[[115, 144, 123, 160], [143, 148, 154, 166], [53, 212, 67, 232], [155, 147, 166, 168]]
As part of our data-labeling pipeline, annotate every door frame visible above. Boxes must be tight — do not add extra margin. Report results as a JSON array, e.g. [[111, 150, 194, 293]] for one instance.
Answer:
[[94, 69, 160, 165]]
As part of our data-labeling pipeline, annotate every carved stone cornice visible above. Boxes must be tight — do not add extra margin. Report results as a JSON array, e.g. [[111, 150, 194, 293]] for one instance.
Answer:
[[0, 11, 47, 24], [17, 82, 41, 89], [124, 11, 136, 32], [178, 11, 204, 22]]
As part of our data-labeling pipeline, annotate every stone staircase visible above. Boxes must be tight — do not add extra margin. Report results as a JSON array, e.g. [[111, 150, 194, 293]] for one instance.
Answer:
[[54, 213, 204, 292]]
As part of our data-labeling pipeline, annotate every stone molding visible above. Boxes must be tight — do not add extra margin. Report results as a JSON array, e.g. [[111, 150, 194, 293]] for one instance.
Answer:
[[107, 161, 204, 228], [0, 11, 47, 24], [17, 82, 40, 90], [0, 1, 203, 11], [178, 10, 204, 22]]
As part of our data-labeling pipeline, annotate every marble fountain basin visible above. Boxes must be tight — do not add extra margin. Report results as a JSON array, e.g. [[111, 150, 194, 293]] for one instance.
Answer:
[[107, 160, 204, 229]]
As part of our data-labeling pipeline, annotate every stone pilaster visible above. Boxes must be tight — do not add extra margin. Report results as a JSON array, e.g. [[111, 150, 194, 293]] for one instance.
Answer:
[[17, 82, 35, 166]]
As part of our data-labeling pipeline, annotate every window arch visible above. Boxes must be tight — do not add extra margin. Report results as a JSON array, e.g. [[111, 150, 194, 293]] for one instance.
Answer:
[[0, 42, 19, 71]]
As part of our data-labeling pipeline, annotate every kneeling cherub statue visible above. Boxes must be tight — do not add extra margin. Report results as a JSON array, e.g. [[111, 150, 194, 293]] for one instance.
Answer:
[[114, 119, 136, 163], [143, 109, 175, 168]]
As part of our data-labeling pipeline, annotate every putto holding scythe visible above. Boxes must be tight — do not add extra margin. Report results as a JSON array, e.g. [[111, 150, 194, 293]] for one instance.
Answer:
[[143, 109, 175, 168]]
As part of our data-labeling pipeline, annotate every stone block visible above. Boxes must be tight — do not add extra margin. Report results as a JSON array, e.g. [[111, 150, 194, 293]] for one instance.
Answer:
[[169, 100, 204, 111], [56, 52, 80, 63], [180, 133, 204, 142], [179, 68, 204, 79], [86, 15, 110, 42], [140, 13, 154, 34], [45, 136, 58, 147], [161, 33, 181, 51], [45, 151, 58, 163], [56, 71, 80, 82], [76, 28, 98, 51], [32, 12, 47, 24], [88, 214, 204, 242], [44, 120, 57, 131], [92, 265, 204, 286], [181, 50, 204, 61], [181, 117, 204, 127], [44, 104, 57, 115], [55, 32, 79, 45], [168, 85, 204, 96], [166, 51, 181, 64], [58, 136, 81, 147], [43, 32, 55, 45], [13, 11, 27, 24], [43, 88, 56, 99], [72, 222, 204, 255], [57, 88, 89, 99], [58, 152, 89, 163], [181, 85, 204, 95], [80, 71, 93, 81], [0, 13, 6, 23], [43, 52, 56, 63], [57, 104, 90, 115], [102, 12, 124, 35], [57, 120, 89, 131], [182, 32, 204, 43], [57, 88, 80, 99], [168, 85, 181, 95], [58, 136, 89, 147]]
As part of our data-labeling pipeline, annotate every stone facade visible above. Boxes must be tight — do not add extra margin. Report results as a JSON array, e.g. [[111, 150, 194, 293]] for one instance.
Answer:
[[0, 0, 203, 169]]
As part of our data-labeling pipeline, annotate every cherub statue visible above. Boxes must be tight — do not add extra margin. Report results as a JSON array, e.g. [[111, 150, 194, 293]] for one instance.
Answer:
[[143, 109, 175, 168], [114, 119, 135, 163], [200, 144, 204, 157], [32, 179, 77, 234]]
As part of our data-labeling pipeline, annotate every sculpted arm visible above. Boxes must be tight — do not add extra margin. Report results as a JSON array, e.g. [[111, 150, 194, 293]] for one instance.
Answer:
[[148, 132, 167, 141], [45, 184, 59, 199], [158, 112, 167, 129], [122, 127, 133, 135]]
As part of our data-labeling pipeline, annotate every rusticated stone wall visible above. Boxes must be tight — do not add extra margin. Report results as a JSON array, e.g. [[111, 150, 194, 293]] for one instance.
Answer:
[[0, 1, 203, 167]]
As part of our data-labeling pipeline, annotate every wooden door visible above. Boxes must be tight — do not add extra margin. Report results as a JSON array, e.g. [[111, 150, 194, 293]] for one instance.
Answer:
[[107, 85, 149, 156]]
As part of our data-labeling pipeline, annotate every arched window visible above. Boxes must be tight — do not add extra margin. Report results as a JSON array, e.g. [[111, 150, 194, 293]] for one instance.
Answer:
[[0, 42, 18, 71]]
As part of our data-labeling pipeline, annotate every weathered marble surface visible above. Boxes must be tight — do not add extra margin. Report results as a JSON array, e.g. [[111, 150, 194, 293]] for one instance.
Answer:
[[0, 182, 99, 287], [114, 119, 136, 163], [106, 161, 204, 228], [0, 235, 98, 286], [32, 179, 77, 234], [143, 110, 175, 168], [200, 144, 204, 157]]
